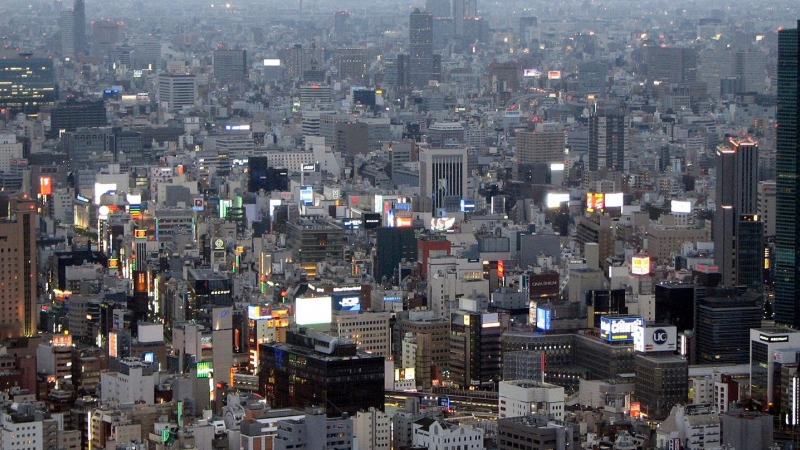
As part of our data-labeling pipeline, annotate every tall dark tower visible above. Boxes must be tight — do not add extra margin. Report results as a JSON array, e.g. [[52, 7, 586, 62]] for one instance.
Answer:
[[713, 138, 762, 289], [775, 21, 800, 327], [73, 0, 86, 55], [409, 8, 433, 88], [588, 109, 628, 172]]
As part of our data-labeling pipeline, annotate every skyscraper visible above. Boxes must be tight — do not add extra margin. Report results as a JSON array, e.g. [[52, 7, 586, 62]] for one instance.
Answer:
[[0, 196, 37, 339], [409, 8, 433, 88], [213, 49, 247, 84], [588, 109, 628, 172], [774, 21, 800, 327], [452, 0, 477, 37], [73, 0, 86, 55], [714, 138, 762, 289], [419, 146, 468, 213]]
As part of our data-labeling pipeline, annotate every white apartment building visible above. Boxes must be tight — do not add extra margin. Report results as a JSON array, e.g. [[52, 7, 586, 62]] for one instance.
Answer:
[[353, 407, 390, 450], [100, 357, 156, 405], [412, 418, 484, 450]]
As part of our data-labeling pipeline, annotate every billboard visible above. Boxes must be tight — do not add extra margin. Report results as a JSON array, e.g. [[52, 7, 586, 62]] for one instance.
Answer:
[[295, 296, 332, 325], [586, 192, 604, 212], [546, 192, 570, 208], [431, 217, 456, 231], [395, 216, 413, 227], [193, 198, 205, 211], [600, 315, 644, 342], [363, 213, 381, 229], [300, 185, 314, 205], [248, 305, 272, 320], [633, 325, 677, 353], [529, 273, 559, 297], [301, 163, 316, 172], [39, 176, 52, 196], [138, 323, 164, 343], [671, 200, 692, 214], [196, 361, 212, 378], [631, 255, 650, 275], [605, 192, 624, 208], [134, 229, 147, 240], [94, 182, 117, 204], [343, 218, 363, 230], [264, 59, 281, 66], [536, 307, 551, 330], [550, 163, 565, 171], [460, 199, 475, 212], [332, 292, 361, 311], [523, 69, 541, 77], [548, 70, 562, 80]]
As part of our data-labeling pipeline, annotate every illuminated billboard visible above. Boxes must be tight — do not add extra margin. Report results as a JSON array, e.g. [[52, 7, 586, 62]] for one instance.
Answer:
[[536, 307, 551, 330], [605, 192, 624, 208], [196, 361, 212, 378], [295, 296, 332, 325], [331, 293, 361, 311], [430, 217, 456, 231], [395, 216, 413, 227], [134, 229, 147, 240], [523, 69, 541, 77], [264, 59, 281, 66], [300, 185, 314, 205], [550, 163, 565, 171], [633, 325, 677, 353], [248, 305, 272, 320], [39, 176, 52, 196], [671, 200, 692, 214], [599, 315, 644, 342], [586, 192, 604, 212], [363, 213, 381, 229], [631, 255, 650, 275], [546, 193, 570, 208], [94, 183, 117, 205], [548, 70, 562, 80], [343, 218, 363, 230]]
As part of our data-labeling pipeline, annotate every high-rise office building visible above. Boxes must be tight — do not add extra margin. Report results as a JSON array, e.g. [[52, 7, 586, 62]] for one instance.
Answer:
[[50, 99, 107, 137], [426, 0, 451, 18], [157, 74, 197, 111], [646, 47, 697, 84], [60, 10, 76, 58], [332, 10, 351, 38], [588, 109, 628, 172], [213, 49, 247, 84], [409, 9, 433, 88], [0, 196, 37, 339], [516, 122, 565, 165], [714, 138, 763, 288], [74, 0, 86, 55], [419, 146, 468, 213], [259, 329, 384, 417], [773, 21, 799, 327], [695, 287, 762, 365], [450, 309, 502, 389], [453, 0, 477, 37], [0, 51, 56, 115], [336, 48, 366, 81]]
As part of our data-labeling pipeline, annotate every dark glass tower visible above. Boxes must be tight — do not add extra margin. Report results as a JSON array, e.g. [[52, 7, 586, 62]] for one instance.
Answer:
[[74, 0, 86, 55], [774, 21, 800, 327], [409, 8, 433, 88]]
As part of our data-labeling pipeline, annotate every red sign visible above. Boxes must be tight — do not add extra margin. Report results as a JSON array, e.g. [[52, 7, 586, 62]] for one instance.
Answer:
[[497, 260, 505, 278], [134, 229, 147, 239]]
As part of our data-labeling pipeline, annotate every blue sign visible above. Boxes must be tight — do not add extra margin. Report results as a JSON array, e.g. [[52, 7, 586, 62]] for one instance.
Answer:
[[652, 329, 668, 345], [394, 203, 411, 211], [437, 397, 451, 408], [536, 307, 551, 330], [599, 315, 644, 342]]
